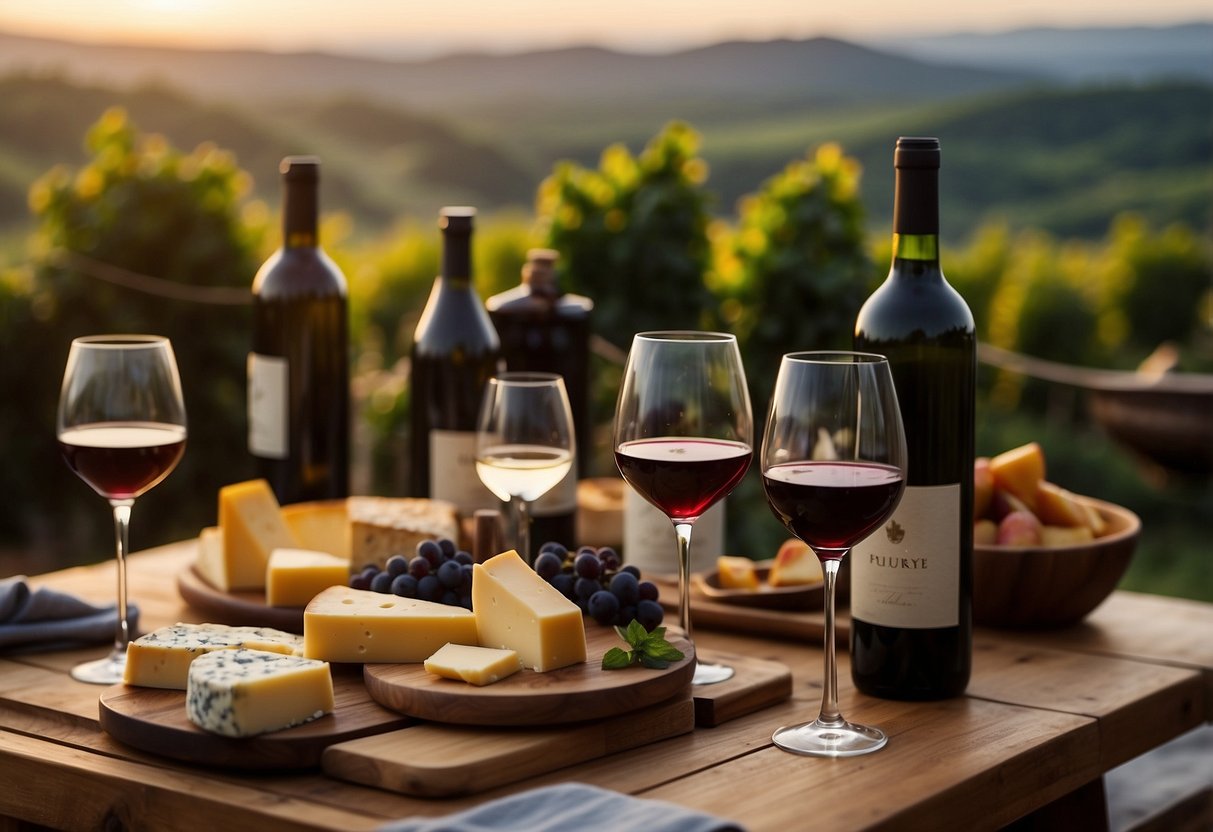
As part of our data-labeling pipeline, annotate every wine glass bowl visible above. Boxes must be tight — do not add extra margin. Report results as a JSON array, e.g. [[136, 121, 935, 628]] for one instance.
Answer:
[[613, 331, 753, 685], [57, 335, 187, 685], [761, 351, 906, 756]]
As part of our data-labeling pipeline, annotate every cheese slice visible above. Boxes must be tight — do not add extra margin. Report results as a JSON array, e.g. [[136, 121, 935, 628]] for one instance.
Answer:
[[472, 549, 586, 672], [348, 496, 459, 569], [303, 586, 478, 664], [424, 643, 522, 686], [266, 548, 350, 608], [194, 525, 234, 592], [281, 501, 350, 559], [218, 479, 296, 590], [186, 648, 334, 738], [123, 623, 303, 690]]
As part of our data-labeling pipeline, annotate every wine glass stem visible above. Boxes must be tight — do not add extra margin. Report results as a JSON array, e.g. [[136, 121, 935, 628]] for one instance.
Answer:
[[110, 499, 134, 661], [674, 522, 694, 643], [818, 556, 843, 726], [512, 495, 532, 566]]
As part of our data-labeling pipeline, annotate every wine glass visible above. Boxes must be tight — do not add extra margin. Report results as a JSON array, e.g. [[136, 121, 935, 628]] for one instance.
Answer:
[[761, 351, 906, 756], [475, 372, 575, 565], [613, 331, 753, 685], [57, 335, 187, 685]]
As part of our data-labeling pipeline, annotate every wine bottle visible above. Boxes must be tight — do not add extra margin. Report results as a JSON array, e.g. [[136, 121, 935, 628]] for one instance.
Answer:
[[409, 207, 502, 513], [851, 137, 975, 700], [249, 156, 349, 504], [486, 249, 592, 548]]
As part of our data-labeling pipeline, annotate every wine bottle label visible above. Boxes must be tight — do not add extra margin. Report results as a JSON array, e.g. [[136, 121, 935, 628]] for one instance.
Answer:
[[531, 457, 578, 518], [247, 353, 288, 459], [623, 488, 724, 575], [850, 484, 960, 629], [429, 429, 499, 514]]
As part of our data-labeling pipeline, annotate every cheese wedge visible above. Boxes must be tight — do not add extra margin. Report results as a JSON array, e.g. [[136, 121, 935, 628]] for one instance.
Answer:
[[218, 479, 296, 590], [472, 549, 586, 672], [348, 496, 459, 569], [123, 623, 303, 690], [281, 501, 350, 559], [424, 643, 522, 686], [266, 548, 350, 608], [186, 648, 334, 738], [194, 525, 236, 592], [303, 586, 478, 663]]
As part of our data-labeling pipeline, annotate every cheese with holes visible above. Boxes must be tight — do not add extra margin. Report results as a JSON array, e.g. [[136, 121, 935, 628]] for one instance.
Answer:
[[266, 548, 350, 607], [281, 501, 350, 559], [303, 586, 478, 663], [424, 643, 522, 686], [472, 549, 586, 672], [186, 648, 334, 737], [123, 623, 303, 689], [218, 479, 296, 590], [348, 496, 459, 569]]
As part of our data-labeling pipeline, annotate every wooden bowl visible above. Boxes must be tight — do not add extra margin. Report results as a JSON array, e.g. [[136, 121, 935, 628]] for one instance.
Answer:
[[973, 495, 1140, 629]]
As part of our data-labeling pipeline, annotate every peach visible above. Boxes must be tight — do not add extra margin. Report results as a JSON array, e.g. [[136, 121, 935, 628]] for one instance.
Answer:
[[974, 457, 995, 520], [974, 519, 998, 545], [717, 556, 759, 590], [1036, 481, 1089, 528], [1041, 525, 1095, 546], [769, 539, 823, 587], [989, 487, 1032, 521], [989, 442, 1046, 509], [1082, 502, 1108, 537], [997, 510, 1043, 546]]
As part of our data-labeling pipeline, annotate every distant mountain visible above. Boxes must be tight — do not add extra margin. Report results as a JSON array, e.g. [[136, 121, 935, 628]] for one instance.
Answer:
[[872, 23, 1213, 82]]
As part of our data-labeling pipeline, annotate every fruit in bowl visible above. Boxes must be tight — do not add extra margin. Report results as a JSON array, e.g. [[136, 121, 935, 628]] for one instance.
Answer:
[[972, 442, 1140, 628]]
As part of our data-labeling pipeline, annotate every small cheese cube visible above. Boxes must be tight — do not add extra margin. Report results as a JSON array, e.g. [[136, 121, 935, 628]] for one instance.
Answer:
[[218, 479, 296, 591], [472, 550, 586, 672], [123, 623, 303, 690], [266, 548, 350, 608], [186, 648, 334, 738], [348, 496, 459, 569], [281, 501, 350, 559], [303, 586, 478, 664], [424, 643, 522, 686]]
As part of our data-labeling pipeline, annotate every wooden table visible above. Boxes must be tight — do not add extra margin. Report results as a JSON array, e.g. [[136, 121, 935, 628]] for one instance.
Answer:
[[2, 543, 1210, 831]]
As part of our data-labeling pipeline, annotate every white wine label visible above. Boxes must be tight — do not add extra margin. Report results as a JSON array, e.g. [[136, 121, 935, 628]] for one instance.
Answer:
[[531, 456, 578, 518], [248, 353, 288, 459], [850, 484, 960, 629], [623, 487, 724, 576], [430, 429, 499, 514]]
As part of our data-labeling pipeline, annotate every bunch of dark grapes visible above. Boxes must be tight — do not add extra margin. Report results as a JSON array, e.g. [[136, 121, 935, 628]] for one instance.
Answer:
[[532, 542, 663, 630], [349, 538, 473, 610]]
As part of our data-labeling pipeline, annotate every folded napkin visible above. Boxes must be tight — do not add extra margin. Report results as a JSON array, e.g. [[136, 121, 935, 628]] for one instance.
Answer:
[[379, 782, 744, 832], [0, 575, 139, 652]]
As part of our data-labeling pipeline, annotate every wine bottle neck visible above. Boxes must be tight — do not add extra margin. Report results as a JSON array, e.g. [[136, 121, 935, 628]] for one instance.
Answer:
[[282, 179, 318, 249], [441, 234, 472, 285], [892, 233, 939, 263]]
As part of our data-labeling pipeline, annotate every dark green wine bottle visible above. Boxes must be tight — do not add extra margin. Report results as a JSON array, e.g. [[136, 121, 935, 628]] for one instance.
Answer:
[[851, 137, 975, 700], [249, 156, 349, 504]]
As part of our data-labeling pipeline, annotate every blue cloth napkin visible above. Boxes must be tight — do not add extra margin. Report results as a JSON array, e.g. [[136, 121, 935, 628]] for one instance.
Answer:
[[379, 782, 744, 832], [0, 575, 138, 652]]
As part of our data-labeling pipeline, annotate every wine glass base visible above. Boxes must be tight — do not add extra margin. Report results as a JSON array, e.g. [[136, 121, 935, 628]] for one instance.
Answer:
[[692, 661, 734, 685], [71, 652, 126, 686], [772, 718, 887, 757]]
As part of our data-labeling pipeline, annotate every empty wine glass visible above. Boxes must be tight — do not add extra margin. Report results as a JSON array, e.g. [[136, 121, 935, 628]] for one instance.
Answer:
[[58, 335, 187, 684], [475, 372, 575, 564], [613, 331, 753, 685], [761, 351, 906, 755]]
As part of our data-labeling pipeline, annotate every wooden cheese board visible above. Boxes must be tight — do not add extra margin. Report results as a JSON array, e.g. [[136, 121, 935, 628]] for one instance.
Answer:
[[98, 665, 411, 769], [364, 625, 695, 726], [176, 560, 304, 632]]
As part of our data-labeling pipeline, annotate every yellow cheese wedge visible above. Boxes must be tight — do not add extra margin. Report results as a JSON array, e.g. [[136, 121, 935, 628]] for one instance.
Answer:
[[123, 623, 303, 690], [348, 496, 459, 569], [303, 586, 478, 663], [218, 479, 296, 591], [266, 548, 350, 608], [194, 525, 233, 592], [186, 648, 334, 738], [424, 643, 522, 686], [281, 501, 350, 559], [472, 549, 586, 672]]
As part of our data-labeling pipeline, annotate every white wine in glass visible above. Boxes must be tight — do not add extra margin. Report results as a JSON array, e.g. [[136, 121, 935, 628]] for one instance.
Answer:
[[57, 335, 186, 685]]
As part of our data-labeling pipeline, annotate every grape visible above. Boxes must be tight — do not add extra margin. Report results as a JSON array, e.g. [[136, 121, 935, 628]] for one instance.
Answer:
[[437, 538, 457, 559], [453, 550, 474, 566], [408, 556, 431, 579], [638, 580, 660, 602], [416, 539, 443, 566], [349, 573, 371, 591], [574, 577, 600, 602], [459, 594, 473, 610], [370, 571, 394, 594], [385, 554, 409, 577], [587, 590, 620, 626], [441, 590, 461, 606], [550, 573, 575, 600], [621, 564, 641, 579], [574, 552, 601, 581], [391, 573, 418, 598], [637, 599, 664, 631], [538, 541, 568, 559], [534, 551, 564, 581], [437, 560, 463, 590], [597, 547, 620, 572], [417, 574, 443, 602], [618, 605, 638, 627], [459, 563, 474, 592], [609, 571, 640, 605]]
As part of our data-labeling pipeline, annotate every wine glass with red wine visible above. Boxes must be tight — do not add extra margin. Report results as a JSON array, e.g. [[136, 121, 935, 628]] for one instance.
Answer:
[[613, 331, 753, 685], [57, 335, 187, 684], [761, 351, 906, 755]]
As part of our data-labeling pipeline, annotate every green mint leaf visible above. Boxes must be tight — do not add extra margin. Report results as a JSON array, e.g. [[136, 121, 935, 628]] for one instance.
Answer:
[[602, 647, 634, 670], [614, 624, 632, 645], [638, 653, 671, 670], [625, 619, 648, 647], [642, 641, 686, 662]]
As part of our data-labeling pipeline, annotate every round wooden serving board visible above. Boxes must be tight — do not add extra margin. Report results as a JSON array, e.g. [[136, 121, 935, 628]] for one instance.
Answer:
[[176, 562, 304, 633], [364, 624, 695, 726], [98, 666, 410, 769]]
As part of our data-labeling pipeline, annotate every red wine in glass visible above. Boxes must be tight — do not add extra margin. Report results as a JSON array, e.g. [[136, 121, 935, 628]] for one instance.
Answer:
[[59, 422, 187, 501], [614, 438, 751, 521], [763, 461, 904, 557]]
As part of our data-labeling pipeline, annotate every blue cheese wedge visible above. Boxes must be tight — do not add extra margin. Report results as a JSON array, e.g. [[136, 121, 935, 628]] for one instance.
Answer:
[[123, 623, 303, 690], [186, 648, 334, 738]]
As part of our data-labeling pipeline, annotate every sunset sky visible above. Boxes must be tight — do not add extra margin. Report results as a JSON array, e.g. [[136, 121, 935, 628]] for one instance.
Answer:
[[1, 0, 1210, 56]]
